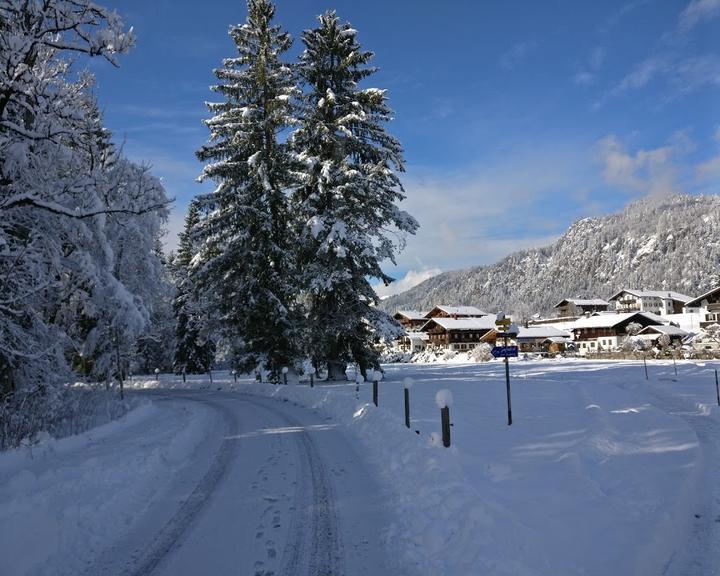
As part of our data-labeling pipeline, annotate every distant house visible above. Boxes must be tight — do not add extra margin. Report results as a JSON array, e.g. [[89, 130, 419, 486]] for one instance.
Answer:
[[636, 325, 688, 346], [608, 290, 692, 315], [399, 331, 429, 353], [421, 316, 496, 351], [424, 305, 488, 319], [683, 286, 720, 329], [393, 310, 428, 331], [570, 311, 665, 354], [480, 326, 571, 353], [554, 298, 609, 318]]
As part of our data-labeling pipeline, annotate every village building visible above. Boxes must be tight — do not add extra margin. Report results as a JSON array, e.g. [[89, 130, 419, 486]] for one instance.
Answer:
[[424, 305, 488, 319], [554, 298, 609, 318], [422, 317, 496, 351], [397, 331, 430, 353], [393, 310, 428, 331], [608, 290, 692, 315], [570, 311, 665, 355], [479, 326, 571, 353], [636, 325, 688, 346], [683, 286, 720, 329]]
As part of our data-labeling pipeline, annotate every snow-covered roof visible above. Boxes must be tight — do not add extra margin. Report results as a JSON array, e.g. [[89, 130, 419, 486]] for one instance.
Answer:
[[608, 289, 693, 303], [542, 336, 573, 344], [570, 311, 665, 330], [425, 305, 487, 318], [407, 332, 430, 341], [637, 325, 688, 336], [422, 317, 496, 331], [516, 326, 572, 339], [394, 310, 426, 321], [684, 286, 720, 308], [554, 298, 609, 308]]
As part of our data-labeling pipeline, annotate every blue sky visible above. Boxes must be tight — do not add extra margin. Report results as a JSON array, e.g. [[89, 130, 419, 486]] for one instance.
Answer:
[[92, 0, 720, 295]]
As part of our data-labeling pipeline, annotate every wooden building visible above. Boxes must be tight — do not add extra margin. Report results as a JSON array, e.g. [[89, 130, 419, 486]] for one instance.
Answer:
[[393, 310, 428, 331], [571, 311, 664, 354], [424, 305, 487, 319], [554, 298, 609, 318], [422, 317, 496, 351]]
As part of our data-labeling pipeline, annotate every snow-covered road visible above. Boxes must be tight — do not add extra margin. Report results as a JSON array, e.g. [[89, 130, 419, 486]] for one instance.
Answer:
[[1, 390, 396, 576]]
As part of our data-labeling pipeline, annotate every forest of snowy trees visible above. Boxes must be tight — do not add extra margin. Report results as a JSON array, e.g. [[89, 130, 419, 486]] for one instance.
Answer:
[[0, 0, 416, 447]]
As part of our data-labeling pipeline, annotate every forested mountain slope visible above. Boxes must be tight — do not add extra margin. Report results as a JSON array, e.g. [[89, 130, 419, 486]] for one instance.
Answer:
[[381, 195, 720, 319]]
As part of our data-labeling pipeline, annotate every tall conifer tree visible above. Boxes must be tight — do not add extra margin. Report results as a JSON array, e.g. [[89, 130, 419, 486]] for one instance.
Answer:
[[194, 0, 299, 376], [292, 12, 418, 378], [172, 202, 215, 374]]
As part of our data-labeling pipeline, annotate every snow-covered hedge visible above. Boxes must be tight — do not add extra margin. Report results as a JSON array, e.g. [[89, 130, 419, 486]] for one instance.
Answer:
[[0, 385, 136, 451]]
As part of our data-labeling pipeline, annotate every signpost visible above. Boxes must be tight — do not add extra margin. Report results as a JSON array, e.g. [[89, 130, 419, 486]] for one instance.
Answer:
[[495, 313, 519, 426], [491, 346, 519, 358]]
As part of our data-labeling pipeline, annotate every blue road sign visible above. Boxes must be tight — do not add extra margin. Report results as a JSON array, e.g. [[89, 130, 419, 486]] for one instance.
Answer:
[[491, 345, 519, 358]]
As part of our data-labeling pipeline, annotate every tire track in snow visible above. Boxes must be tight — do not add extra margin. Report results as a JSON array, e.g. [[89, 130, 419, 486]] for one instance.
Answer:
[[245, 396, 343, 576], [120, 395, 239, 576]]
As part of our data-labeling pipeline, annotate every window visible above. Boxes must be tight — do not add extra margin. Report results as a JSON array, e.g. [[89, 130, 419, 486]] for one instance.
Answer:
[[590, 342, 596, 347]]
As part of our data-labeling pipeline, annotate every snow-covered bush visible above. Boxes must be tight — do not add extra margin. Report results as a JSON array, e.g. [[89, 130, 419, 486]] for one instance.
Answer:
[[0, 384, 138, 451], [441, 349, 458, 362], [469, 343, 493, 362], [622, 335, 647, 352]]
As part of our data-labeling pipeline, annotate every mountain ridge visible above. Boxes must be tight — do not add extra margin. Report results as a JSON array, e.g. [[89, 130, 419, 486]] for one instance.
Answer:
[[381, 194, 720, 319]]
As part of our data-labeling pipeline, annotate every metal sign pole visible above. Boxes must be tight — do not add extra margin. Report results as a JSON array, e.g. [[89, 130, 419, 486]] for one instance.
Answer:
[[504, 331, 512, 426]]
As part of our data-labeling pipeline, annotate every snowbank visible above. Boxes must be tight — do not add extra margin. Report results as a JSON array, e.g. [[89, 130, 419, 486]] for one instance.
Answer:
[[233, 358, 714, 576], [0, 398, 217, 576]]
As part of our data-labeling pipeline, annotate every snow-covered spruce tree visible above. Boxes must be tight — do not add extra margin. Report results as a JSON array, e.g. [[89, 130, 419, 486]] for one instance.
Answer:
[[172, 202, 216, 374], [194, 0, 299, 378], [291, 11, 418, 378]]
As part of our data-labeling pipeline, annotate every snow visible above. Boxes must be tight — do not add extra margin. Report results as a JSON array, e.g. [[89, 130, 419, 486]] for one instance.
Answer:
[[0, 400, 218, 576], [435, 388, 453, 408], [230, 359, 719, 575], [4, 359, 720, 575]]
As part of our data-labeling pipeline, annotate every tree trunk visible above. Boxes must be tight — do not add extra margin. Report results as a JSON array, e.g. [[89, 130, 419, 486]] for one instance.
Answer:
[[326, 360, 346, 381]]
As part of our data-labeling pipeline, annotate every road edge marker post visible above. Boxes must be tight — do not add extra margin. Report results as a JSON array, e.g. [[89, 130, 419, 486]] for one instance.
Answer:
[[308, 366, 315, 388], [436, 389, 453, 448], [715, 369, 719, 407], [403, 377, 413, 428], [282, 366, 288, 385]]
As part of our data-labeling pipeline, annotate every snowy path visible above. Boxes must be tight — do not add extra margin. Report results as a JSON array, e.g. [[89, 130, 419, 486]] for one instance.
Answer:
[[87, 390, 391, 576], [642, 372, 720, 576], [1, 389, 395, 576]]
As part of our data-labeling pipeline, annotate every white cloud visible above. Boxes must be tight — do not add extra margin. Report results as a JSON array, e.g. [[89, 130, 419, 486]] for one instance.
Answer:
[[574, 46, 607, 86], [598, 0, 720, 106], [596, 132, 693, 196], [678, 0, 720, 31], [372, 268, 442, 299], [388, 145, 586, 272]]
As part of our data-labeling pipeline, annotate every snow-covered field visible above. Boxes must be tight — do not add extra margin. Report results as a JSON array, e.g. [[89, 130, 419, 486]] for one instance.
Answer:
[[2, 358, 719, 575]]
